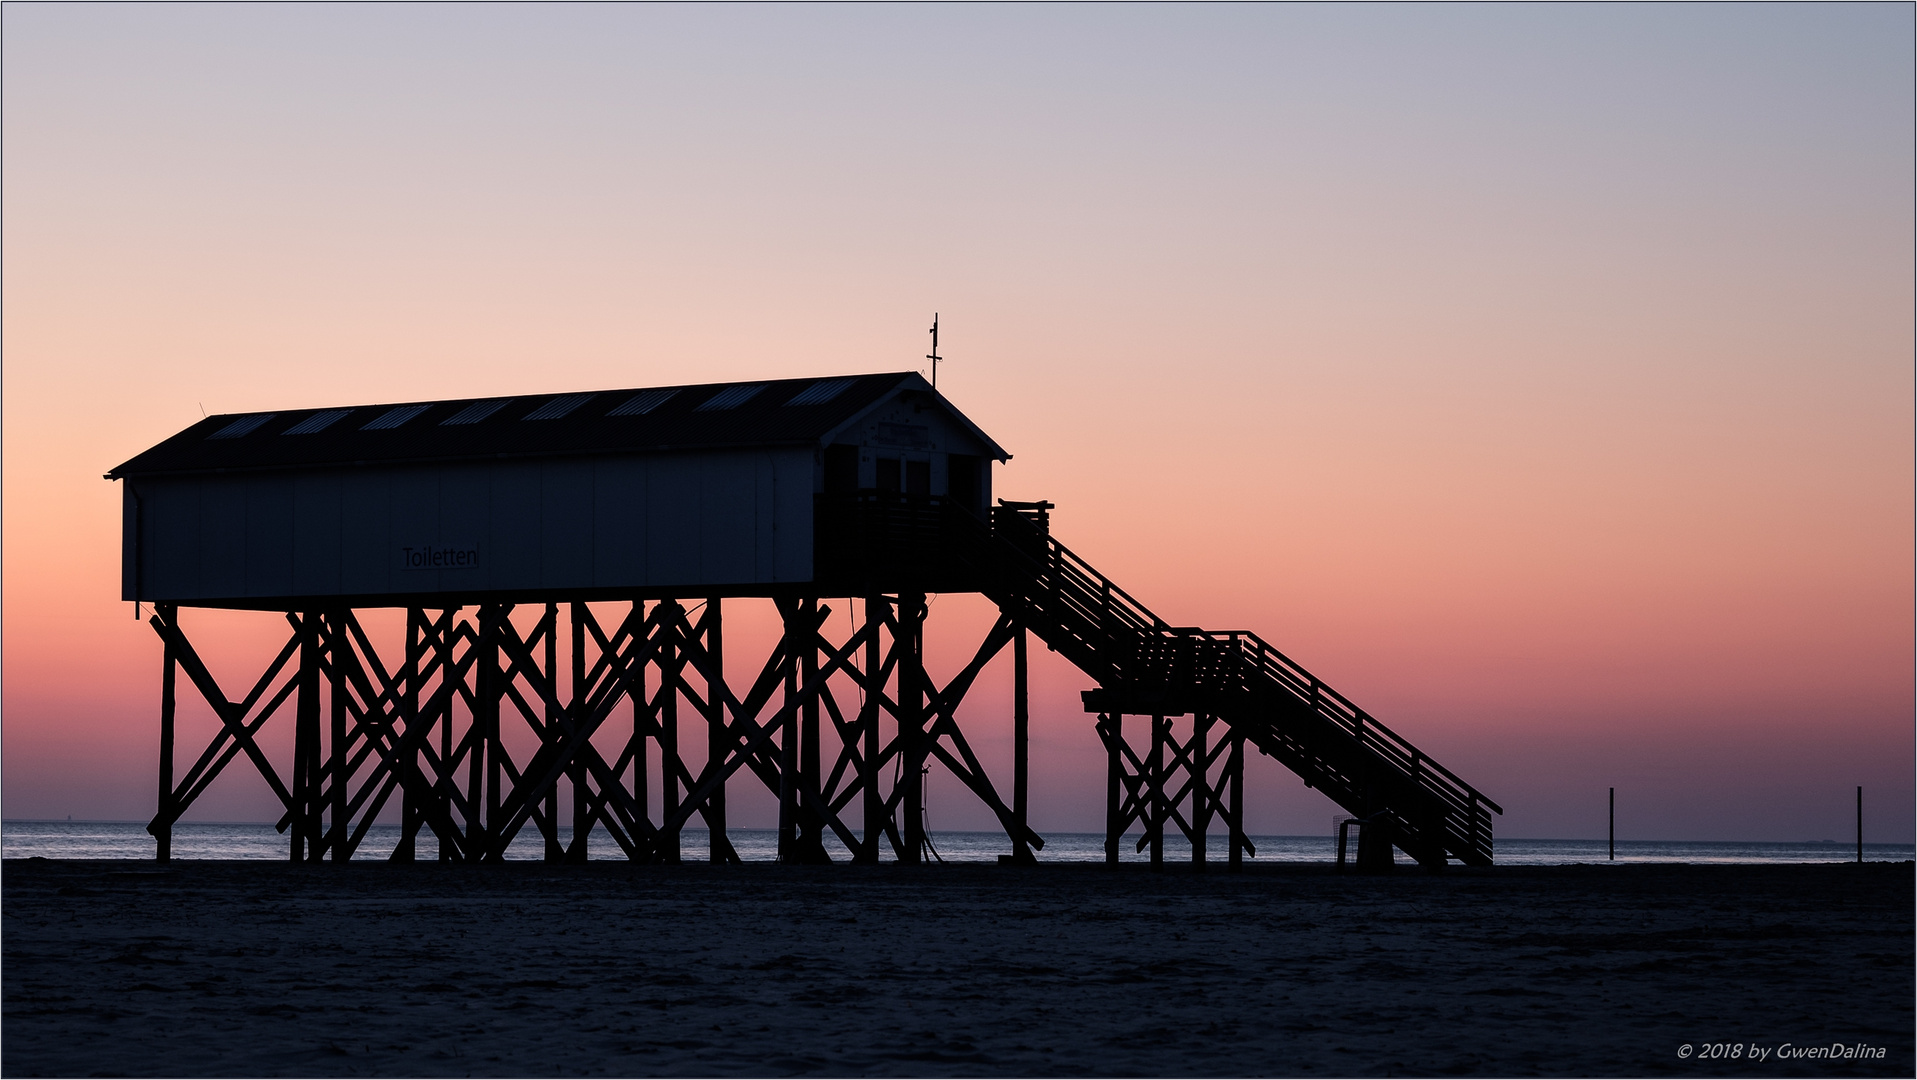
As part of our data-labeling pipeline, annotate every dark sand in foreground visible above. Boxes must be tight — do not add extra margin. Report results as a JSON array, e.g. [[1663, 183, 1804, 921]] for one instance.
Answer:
[[3, 859, 1910, 1077]]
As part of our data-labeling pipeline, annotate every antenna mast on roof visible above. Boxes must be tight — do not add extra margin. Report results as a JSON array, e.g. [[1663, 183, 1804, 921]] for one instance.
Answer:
[[927, 314, 941, 390]]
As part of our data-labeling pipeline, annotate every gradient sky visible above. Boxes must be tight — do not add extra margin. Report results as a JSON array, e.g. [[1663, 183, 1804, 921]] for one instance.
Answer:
[[5, 4, 1911, 844]]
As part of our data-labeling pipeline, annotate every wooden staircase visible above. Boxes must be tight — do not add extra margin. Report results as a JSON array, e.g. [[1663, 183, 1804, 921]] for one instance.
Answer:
[[964, 500, 1501, 867]]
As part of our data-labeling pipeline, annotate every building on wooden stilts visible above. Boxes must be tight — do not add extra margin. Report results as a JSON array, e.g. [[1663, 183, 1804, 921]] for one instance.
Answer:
[[109, 371, 1500, 867]]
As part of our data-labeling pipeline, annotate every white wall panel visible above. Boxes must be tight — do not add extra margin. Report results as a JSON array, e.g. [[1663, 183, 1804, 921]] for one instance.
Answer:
[[126, 447, 817, 604]]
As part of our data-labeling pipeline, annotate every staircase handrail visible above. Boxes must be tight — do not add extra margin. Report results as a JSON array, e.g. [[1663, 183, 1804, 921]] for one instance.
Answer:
[[983, 502, 1500, 862], [1178, 628, 1501, 816]]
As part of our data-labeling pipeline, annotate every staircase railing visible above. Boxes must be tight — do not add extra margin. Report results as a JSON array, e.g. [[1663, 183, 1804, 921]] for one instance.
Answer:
[[978, 501, 1501, 866]]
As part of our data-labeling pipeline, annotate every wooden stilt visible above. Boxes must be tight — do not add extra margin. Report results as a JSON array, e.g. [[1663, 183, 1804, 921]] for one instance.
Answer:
[[391, 608, 421, 862], [1228, 731, 1245, 871], [541, 603, 561, 862], [295, 611, 321, 862], [154, 604, 178, 862], [706, 598, 729, 862], [328, 612, 351, 861], [797, 598, 830, 862], [1149, 714, 1165, 869], [1012, 626, 1031, 864], [144, 589, 1071, 872], [569, 602, 588, 862], [1105, 713, 1122, 865], [858, 596, 884, 864], [901, 592, 926, 864], [778, 601, 798, 862], [467, 607, 485, 858], [1192, 714, 1208, 869], [633, 601, 650, 859], [436, 608, 456, 861], [659, 605, 681, 863]]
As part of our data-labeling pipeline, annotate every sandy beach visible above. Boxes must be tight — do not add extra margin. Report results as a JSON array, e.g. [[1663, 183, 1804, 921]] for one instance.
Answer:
[[3, 859, 1909, 1077]]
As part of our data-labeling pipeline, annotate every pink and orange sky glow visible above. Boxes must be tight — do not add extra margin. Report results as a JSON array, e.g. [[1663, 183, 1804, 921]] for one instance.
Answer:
[[4, 5, 1911, 843]]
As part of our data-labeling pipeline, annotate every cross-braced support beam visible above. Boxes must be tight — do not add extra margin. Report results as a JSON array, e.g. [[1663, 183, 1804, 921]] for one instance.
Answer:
[[146, 596, 1044, 865], [1095, 710, 1254, 870]]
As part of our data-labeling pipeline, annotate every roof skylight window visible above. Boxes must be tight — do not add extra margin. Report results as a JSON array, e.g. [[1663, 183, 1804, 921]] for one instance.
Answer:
[[608, 389, 679, 417], [523, 393, 596, 421], [282, 409, 353, 435], [361, 404, 430, 431], [784, 378, 856, 406], [440, 399, 512, 425], [207, 414, 276, 439], [695, 384, 765, 411]]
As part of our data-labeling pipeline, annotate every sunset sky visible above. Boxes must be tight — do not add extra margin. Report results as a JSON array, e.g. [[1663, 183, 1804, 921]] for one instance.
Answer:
[[5, 5, 1910, 845]]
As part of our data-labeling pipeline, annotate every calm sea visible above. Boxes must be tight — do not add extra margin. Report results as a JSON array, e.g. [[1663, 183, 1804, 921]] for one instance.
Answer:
[[3, 820, 1908, 865]]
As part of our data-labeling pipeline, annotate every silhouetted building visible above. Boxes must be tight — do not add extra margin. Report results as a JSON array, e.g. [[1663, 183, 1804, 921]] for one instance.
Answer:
[[107, 372, 1007, 607]]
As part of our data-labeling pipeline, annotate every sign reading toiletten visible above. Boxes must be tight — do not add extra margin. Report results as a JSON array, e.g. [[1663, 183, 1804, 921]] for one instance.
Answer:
[[399, 542, 479, 571]]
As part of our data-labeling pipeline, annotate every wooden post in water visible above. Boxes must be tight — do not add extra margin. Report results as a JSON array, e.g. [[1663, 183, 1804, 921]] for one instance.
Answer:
[[1608, 787, 1615, 861], [1856, 786, 1862, 864]]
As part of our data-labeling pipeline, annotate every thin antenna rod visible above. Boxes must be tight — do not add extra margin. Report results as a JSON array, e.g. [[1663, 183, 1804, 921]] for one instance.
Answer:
[[927, 314, 940, 389]]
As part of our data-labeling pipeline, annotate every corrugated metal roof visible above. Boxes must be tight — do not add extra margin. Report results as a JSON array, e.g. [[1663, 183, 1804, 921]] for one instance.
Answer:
[[281, 409, 353, 435], [607, 389, 678, 416], [361, 404, 430, 430], [208, 414, 276, 439], [441, 399, 513, 426], [784, 377, 856, 406], [107, 372, 1008, 479], [521, 393, 596, 421], [694, 384, 765, 411]]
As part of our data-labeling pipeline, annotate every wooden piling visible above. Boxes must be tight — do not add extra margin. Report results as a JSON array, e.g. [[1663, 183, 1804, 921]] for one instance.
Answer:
[[569, 602, 587, 861], [659, 607, 681, 863], [1104, 713, 1121, 864], [1228, 731, 1244, 871], [707, 598, 728, 862], [327, 612, 349, 861], [154, 604, 177, 862], [1149, 715, 1165, 868], [901, 593, 926, 864], [1192, 715, 1208, 869], [295, 611, 321, 862], [1012, 626, 1031, 864], [392, 608, 421, 862]]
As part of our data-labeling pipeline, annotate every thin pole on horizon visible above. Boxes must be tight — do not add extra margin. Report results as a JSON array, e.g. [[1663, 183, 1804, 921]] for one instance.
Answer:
[[1856, 786, 1862, 864], [1609, 788, 1615, 861], [927, 314, 940, 389]]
